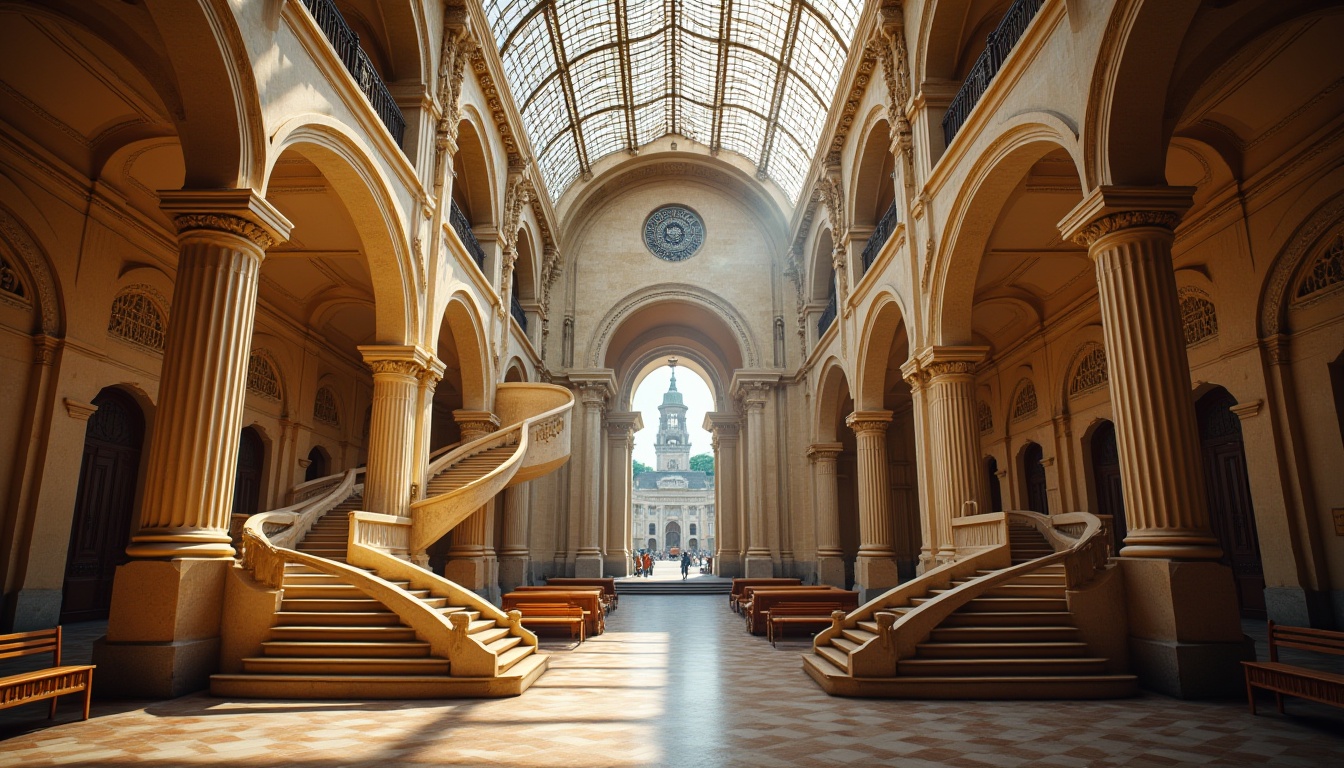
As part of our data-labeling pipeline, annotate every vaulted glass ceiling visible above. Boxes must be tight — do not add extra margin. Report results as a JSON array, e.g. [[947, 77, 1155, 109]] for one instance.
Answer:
[[482, 0, 863, 204]]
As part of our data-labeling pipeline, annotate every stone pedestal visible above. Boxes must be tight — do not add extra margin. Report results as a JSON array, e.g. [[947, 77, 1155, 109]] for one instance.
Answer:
[[854, 557, 901, 603], [847, 411, 898, 597]]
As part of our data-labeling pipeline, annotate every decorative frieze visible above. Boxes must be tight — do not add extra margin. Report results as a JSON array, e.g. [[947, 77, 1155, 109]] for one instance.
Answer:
[[1068, 210, 1183, 248], [977, 400, 993, 434], [172, 213, 277, 250], [313, 386, 340, 426]]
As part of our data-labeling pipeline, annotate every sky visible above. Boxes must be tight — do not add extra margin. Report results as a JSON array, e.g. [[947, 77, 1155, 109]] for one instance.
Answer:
[[630, 364, 715, 469]]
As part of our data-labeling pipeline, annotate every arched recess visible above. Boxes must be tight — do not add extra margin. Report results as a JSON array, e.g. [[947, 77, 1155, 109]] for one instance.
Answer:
[[232, 425, 267, 518], [332, 1, 427, 86], [503, 357, 528, 383], [850, 116, 896, 228], [305, 445, 331, 482], [930, 118, 1084, 345], [918, 0, 1015, 84], [429, 291, 491, 449], [616, 349, 727, 414], [266, 118, 416, 345], [513, 226, 538, 306], [452, 115, 496, 227], [0, 204, 64, 337], [854, 294, 914, 411], [810, 228, 836, 303], [1081, 417, 1127, 552], [1259, 192, 1344, 340], [814, 359, 852, 443], [589, 284, 759, 372]]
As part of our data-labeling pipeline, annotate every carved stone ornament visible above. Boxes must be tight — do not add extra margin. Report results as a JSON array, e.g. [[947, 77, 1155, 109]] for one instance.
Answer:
[[172, 213, 276, 249], [925, 360, 977, 378], [530, 415, 564, 443], [367, 359, 424, 377], [643, 205, 705, 262], [845, 414, 891, 435], [1069, 211, 1183, 248]]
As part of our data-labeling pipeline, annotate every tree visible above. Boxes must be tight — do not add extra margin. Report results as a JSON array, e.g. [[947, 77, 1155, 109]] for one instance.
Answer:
[[690, 453, 714, 475], [633, 460, 652, 477]]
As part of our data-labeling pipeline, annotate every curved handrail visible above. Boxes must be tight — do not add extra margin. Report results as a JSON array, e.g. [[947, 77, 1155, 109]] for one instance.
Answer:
[[832, 510, 1110, 678], [240, 468, 361, 586]]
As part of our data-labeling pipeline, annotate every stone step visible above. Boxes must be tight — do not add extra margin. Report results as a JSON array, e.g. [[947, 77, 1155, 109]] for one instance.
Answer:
[[802, 655, 1139, 700], [896, 657, 1110, 678], [815, 645, 850, 674], [914, 641, 1090, 660], [941, 611, 1072, 627], [484, 636, 523, 656], [270, 625, 418, 643], [830, 636, 862, 654], [241, 656, 450, 676], [929, 625, 1080, 643], [495, 645, 536, 674], [274, 610, 402, 627], [955, 597, 1069, 613], [840, 627, 878, 645], [260, 641, 430, 658], [281, 598, 386, 613]]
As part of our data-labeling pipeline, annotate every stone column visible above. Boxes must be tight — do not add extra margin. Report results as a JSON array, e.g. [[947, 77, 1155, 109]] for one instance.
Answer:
[[574, 383, 608, 576], [98, 191, 291, 698], [361, 346, 436, 518], [411, 359, 445, 502], [900, 361, 937, 572], [497, 482, 530, 594], [604, 412, 642, 576], [1060, 186, 1248, 698], [918, 346, 988, 562], [739, 383, 774, 577], [705, 413, 742, 577], [808, 443, 845, 588], [444, 410, 499, 595], [846, 411, 898, 600]]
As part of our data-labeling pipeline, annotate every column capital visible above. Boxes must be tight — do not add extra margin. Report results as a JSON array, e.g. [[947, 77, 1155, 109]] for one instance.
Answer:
[[846, 410, 894, 434], [359, 344, 436, 378], [915, 345, 989, 378], [806, 442, 844, 462], [729, 370, 781, 404], [604, 410, 644, 439], [453, 409, 500, 440], [703, 411, 742, 437], [1058, 185, 1195, 247], [159, 189, 293, 248]]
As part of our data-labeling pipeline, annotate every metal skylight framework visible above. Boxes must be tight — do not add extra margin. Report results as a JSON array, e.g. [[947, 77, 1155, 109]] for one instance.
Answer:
[[483, 0, 862, 204]]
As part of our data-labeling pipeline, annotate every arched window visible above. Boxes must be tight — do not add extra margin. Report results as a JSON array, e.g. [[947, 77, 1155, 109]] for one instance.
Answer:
[[313, 386, 340, 426], [247, 352, 283, 401], [690, 523, 697, 536], [1179, 288, 1219, 346], [107, 289, 167, 353], [1068, 345, 1108, 397], [1294, 233, 1343, 300], [1011, 380, 1038, 421], [0, 253, 27, 301], [977, 400, 993, 434]]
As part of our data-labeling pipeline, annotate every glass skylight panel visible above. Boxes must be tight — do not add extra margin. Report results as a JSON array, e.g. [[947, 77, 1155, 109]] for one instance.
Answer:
[[633, 98, 670, 146], [582, 111, 627, 162], [680, 0, 724, 40], [521, 77, 570, 153], [571, 47, 623, 115], [722, 47, 776, 116], [484, 0, 535, 40], [680, 34, 720, 106], [554, 0, 615, 62], [628, 34, 669, 103], [791, 9, 844, 97], [539, 133, 581, 194], [810, 0, 862, 45], [719, 105, 767, 161], [677, 99, 714, 146], [767, 130, 809, 202], [776, 77, 820, 158], [728, 0, 789, 57], [625, 0, 664, 39], [500, 12, 555, 105]]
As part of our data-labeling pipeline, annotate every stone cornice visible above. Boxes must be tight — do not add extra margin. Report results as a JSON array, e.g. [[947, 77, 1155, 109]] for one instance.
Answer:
[[914, 345, 989, 378]]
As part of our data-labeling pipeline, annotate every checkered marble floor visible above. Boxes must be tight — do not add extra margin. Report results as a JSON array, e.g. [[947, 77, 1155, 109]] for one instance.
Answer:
[[1, 597, 1341, 767]]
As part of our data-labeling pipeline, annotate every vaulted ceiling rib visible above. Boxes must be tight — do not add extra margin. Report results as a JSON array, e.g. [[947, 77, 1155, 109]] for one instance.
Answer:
[[483, 0, 862, 204]]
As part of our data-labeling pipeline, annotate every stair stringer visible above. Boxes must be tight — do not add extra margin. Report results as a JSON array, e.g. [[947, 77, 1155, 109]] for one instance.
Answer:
[[346, 514, 538, 678], [409, 383, 573, 555]]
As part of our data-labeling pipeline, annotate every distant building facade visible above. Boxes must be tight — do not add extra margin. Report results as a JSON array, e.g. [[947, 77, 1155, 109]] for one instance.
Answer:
[[633, 364, 714, 555]]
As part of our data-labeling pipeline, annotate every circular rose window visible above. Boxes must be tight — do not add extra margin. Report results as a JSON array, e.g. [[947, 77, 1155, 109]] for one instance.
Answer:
[[643, 205, 705, 262]]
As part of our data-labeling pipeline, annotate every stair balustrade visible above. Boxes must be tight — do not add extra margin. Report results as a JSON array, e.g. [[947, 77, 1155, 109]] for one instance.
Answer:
[[241, 468, 363, 587]]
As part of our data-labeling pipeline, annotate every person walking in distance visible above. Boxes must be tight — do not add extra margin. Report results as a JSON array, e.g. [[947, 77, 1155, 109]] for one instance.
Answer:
[[642, 550, 652, 578], [680, 550, 691, 580]]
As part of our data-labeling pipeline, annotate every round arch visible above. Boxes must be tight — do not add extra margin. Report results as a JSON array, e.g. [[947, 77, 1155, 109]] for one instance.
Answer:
[[439, 291, 491, 411], [588, 284, 760, 370], [453, 112, 496, 226], [614, 348, 729, 413], [814, 357, 853, 443], [850, 113, 896, 229], [266, 116, 417, 345], [854, 293, 914, 411]]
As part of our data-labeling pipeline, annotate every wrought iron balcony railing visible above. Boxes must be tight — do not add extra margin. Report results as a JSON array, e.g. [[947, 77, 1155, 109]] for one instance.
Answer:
[[299, 0, 406, 146], [941, 0, 1044, 146], [861, 202, 900, 275], [817, 281, 838, 338], [510, 294, 528, 333], [449, 199, 487, 271]]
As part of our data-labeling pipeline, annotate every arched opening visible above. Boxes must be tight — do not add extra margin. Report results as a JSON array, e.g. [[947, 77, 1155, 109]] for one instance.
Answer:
[[985, 456, 1003, 513], [647, 537, 658, 552], [232, 426, 266, 518], [1197, 387, 1266, 619], [852, 119, 896, 230], [61, 387, 145, 622], [1088, 420, 1127, 551], [688, 537, 698, 551], [665, 521, 681, 552], [1020, 441, 1047, 514], [305, 445, 331, 482]]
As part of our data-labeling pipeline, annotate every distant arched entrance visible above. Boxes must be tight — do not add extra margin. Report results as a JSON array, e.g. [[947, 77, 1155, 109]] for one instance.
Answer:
[[232, 427, 265, 517], [305, 445, 329, 482], [665, 521, 681, 551], [984, 456, 1002, 512], [61, 388, 144, 622], [1022, 442, 1048, 514], [647, 537, 657, 552], [688, 537, 698, 551], [1197, 388, 1266, 619], [1089, 420, 1127, 551]]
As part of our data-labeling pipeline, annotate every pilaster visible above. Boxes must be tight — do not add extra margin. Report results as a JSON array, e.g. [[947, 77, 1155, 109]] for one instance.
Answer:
[[569, 370, 616, 577], [732, 372, 780, 578]]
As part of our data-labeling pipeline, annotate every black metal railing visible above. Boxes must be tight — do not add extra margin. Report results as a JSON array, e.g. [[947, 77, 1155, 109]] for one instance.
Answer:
[[817, 280, 837, 337], [449, 199, 486, 271], [300, 0, 406, 145], [861, 202, 900, 275], [941, 0, 1044, 146], [510, 294, 528, 332]]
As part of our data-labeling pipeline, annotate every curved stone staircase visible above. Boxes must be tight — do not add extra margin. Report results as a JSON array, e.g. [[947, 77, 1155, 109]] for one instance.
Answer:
[[212, 383, 574, 699], [803, 511, 1137, 699]]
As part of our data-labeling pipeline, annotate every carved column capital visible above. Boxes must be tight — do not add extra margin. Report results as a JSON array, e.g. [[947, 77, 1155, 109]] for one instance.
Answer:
[[453, 409, 500, 441], [846, 410, 894, 435], [1058, 185, 1194, 248], [159, 190, 293, 250], [806, 442, 844, 463]]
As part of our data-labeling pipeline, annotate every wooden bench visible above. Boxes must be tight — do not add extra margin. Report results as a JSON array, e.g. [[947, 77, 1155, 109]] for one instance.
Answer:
[[1243, 621, 1344, 715], [728, 578, 802, 612], [512, 603, 587, 643], [545, 578, 618, 613], [737, 585, 838, 617], [767, 603, 847, 647], [504, 590, 604, 636], [744, 589, 859, 635], [0, 627, 95, 721]]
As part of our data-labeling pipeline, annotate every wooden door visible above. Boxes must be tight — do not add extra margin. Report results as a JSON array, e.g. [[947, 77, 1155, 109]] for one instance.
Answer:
[[1198, 388, 1266, 619], [232, 427, 264, 517], [61, 389, 144, 622], [985, 457, 1003, 512], [304, 445, 328, 482], [1023, 442, 1049, 514], [1090, 420, 1128, 552]]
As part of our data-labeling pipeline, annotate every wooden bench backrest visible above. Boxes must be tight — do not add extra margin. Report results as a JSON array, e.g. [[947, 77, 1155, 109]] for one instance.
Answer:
[[1268, 621, 1344, 661], [514, 603, 584, 616], [752, 590, 858, 614], [0, 627, 61, 665], [545, 578, 617, 596], [767, 603, 846, 616], [741, 585, 834, 599], [730, 578, 802, 598]]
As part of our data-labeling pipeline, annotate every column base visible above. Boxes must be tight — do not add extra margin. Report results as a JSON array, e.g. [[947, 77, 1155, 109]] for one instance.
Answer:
[[1119, 557, 1251, 698], [715, 553, 742, 579], [498, 556, 530, 595], [603, 553, 630, 578], [855, 556, 900, 603], [744, 556, 774, 578], [1264, 586, 1338, 628], [444, 555, 490, 599], [574, 554, 604, 578], [817, 555, 846, 588], [92, 558, 229, 697], [5, 588, 61, 632]]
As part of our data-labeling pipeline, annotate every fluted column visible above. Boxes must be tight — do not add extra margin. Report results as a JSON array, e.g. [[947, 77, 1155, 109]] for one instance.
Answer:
[[705, 413, 742, 577], [740, 382, 774, 577], [361, 347, 435, 518], [847, 410, 898, 599], [497, 483, 531, 594], [574, 382, 609, 576], [444, 411, 499, 594], [1060, 186, 1247, 698], [808, 443, 845, 587], [901, 361, 937, 572], [919, 347, 989, 562], [411, 359, 445, 503], [100, 191, 291, 698], [604, 412, 642, 576]]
